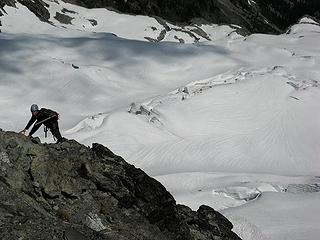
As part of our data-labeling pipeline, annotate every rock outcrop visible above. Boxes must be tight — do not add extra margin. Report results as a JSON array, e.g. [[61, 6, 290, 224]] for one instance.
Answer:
[[0, 129, 241, 240]]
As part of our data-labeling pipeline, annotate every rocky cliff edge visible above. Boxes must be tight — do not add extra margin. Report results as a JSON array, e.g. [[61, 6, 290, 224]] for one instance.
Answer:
[[0, 129, 241, 240]]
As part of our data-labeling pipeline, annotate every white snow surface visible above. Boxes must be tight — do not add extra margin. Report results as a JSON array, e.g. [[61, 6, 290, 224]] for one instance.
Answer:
[[1, 2, 320, 240]]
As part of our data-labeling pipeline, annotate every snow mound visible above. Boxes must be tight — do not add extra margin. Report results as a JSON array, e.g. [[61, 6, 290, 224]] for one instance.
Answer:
[[287, 16, 320, 35], [65, 113, 108, 134]]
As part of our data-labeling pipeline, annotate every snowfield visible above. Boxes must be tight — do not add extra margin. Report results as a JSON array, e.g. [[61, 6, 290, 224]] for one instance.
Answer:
[[1, 1, 320, 240]]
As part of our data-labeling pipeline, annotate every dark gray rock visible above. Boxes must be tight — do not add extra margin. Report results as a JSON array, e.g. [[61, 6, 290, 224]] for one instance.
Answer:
[[61, 7, 77, 14], [72, 64, 79, 69], [0, 130, 241, 240], [54, 11, 74, 24], [88, 19, 97, 26], [64, 228, 88, 240]]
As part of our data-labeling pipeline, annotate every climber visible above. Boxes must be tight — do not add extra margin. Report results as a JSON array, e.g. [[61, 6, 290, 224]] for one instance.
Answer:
[[20, 104, 66, 143]]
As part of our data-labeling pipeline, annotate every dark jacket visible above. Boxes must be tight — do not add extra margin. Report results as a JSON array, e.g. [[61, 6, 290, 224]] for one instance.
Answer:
[[25, 108, 59, 136]]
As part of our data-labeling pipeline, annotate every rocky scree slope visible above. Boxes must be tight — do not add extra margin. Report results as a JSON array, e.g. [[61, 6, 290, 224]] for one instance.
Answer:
[[0, 129, 241, 240]]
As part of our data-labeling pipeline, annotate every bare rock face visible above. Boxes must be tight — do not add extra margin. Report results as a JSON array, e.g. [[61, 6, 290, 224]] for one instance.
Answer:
[[0, 130, 241, 240]]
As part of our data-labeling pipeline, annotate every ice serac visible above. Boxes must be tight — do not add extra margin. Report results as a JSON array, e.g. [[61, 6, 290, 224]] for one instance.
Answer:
[[0, 129, 241, 240]]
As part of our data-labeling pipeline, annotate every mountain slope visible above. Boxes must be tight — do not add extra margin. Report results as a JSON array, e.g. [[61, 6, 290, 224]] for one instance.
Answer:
[[64, 18, 320, 177], [2, 0, 319, 36], [0, 0, 241, 43], [64, 0, 320, 33]]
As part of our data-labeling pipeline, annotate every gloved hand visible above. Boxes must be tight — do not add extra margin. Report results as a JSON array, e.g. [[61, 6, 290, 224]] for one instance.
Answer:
[[19, 129, 27, 135]]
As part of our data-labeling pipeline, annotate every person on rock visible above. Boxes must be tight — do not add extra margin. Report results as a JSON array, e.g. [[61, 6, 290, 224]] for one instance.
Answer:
[[20, 104, 66, 143]]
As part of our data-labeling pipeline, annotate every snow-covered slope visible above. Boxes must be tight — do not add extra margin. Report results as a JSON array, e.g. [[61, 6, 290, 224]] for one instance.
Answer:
[[65, 23, 320, 177], [1, 2, 320, 240]]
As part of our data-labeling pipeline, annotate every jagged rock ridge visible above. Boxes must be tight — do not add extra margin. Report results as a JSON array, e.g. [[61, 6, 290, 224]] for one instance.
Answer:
[[0, 129, 241, 240]]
